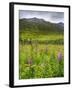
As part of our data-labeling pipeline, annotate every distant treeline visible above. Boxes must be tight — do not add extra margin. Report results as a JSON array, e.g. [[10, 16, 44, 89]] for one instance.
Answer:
[[19, 39, 64, 45]]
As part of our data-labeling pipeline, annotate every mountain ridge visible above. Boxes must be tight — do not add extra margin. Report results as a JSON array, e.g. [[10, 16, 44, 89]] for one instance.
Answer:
[[20, 17, 64, 24], [19, 17, 64, 34]]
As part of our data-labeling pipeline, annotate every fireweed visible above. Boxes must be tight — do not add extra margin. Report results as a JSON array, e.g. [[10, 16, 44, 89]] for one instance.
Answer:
[[58, 52, 62, 61], [19, 41, 64, 79]]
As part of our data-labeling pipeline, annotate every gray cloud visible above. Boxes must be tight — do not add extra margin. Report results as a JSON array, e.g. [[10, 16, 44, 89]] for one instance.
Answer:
[[19, 10, 64, 23]]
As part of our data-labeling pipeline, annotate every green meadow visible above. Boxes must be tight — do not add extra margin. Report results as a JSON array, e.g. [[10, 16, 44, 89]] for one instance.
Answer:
[[19, 18, 64, 79]]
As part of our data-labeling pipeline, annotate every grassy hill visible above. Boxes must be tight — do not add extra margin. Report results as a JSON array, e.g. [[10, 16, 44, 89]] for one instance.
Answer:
[[19, 18, 64, 34], [19, 18, 64, 45]]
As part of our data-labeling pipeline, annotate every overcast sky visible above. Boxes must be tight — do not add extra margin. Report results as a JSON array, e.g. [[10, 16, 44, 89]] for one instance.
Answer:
[[19, 10, 64, 23]]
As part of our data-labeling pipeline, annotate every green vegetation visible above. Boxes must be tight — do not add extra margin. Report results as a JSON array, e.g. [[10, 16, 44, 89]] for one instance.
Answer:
[[19, 18, 64, 79]]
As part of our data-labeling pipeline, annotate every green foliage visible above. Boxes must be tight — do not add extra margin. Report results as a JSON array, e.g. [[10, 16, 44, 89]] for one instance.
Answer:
[[19, 18, 64, 79], [19, 43, 64, 79]]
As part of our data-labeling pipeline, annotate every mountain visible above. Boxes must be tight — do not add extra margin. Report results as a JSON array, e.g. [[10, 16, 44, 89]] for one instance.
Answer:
[[19, 17, 64, 34], [25, 17, 45, 23], [57, 22, 64, 28]]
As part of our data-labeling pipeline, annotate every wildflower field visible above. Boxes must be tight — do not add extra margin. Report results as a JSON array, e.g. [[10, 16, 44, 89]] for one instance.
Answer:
[[19, 13, 64, 79], [19, 29, 64, 79]]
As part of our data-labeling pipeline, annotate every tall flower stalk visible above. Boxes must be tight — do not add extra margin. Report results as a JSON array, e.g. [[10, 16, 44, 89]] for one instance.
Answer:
[[58, 52, 62, 61]]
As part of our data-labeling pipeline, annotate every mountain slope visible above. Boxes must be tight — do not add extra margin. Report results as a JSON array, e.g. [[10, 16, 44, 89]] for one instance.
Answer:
[[19, 18, 64, 34]]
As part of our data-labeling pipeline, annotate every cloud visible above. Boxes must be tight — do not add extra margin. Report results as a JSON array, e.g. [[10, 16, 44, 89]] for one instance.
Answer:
[[19, 10, 64, 23]]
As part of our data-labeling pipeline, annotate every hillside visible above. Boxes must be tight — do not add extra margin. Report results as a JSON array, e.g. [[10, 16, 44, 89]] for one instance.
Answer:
[[19, 17, 64, 34]]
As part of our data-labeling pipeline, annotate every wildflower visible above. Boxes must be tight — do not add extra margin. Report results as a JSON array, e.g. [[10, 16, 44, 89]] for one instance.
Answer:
[[58, 52, 62, 61]]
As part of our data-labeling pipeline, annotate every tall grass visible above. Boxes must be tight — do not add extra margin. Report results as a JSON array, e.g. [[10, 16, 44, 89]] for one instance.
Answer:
[[19, 40, 64, 79]]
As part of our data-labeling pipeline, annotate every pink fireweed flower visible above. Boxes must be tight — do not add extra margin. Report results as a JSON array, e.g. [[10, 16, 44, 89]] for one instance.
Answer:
[[58, 52, 62, 61]]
